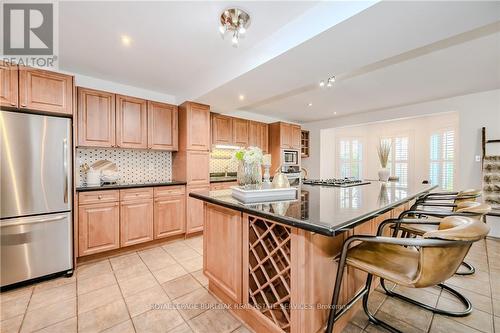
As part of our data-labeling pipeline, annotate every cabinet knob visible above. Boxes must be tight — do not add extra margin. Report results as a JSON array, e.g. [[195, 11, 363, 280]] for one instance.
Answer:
[[20, 103, 27, 107], [10, 102, 16, 106], [98, 195, 102, 199]]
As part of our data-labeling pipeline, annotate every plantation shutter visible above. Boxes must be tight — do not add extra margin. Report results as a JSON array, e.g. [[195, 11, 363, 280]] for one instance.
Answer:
[[429, 130, 455, 190], [337, 138, 363, 178]]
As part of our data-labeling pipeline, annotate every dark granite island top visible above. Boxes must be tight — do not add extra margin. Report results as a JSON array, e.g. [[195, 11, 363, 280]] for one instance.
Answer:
[[189, 181, 437, 236]]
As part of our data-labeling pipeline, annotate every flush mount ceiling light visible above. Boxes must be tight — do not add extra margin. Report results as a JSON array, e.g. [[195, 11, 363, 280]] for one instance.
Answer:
[[219, 8, 251, 47], [319, 76, 336, 88]]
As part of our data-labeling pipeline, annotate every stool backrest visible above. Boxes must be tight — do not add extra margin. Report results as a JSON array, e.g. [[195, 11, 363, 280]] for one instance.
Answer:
[[455, 202, 491, 220], [453, 189, 481, 208], [412, 216, 489, 287]]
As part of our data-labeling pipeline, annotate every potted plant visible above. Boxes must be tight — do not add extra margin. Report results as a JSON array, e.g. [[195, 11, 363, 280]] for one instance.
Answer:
[[234, 146, 263, 187], [377, 140, 391, 182]]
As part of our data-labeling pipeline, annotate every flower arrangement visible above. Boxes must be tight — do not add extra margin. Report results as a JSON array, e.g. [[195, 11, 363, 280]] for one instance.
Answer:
[[234, 147, 263, 186], [234, 146, 263, 164], [377, 140, 391, 168]]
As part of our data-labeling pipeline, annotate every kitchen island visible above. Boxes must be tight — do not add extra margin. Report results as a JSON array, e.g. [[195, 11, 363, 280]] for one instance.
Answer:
[[190, 182, 436, 333]]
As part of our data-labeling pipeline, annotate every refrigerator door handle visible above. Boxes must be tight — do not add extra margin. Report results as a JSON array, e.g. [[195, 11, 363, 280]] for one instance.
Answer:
[[63, 138, 69, 203], [1, 214, 67, 228]]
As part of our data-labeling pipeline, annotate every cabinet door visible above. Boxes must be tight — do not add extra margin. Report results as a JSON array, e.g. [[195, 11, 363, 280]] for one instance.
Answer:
[[120, 199, 154, 247], [291, 125, 302, 150], [186, 151, 210, 185], [186, 185, 209, 234], [280, 123, 292, 148], [248, 121, 260, 148], [78, 202, 120, 256], [77, 88, 116, 147], [116, 95, 148, 149], [260, 123, 269, 153], [154, 194, 185, 239], [187, 103, 210, 151], [0, 61, 18, 108], [204, 204, 242, 303], [212, 114, 233, 146], [148, 101, 178, 151], [232, 118, 249, 147], [19, 67, 73, 115]]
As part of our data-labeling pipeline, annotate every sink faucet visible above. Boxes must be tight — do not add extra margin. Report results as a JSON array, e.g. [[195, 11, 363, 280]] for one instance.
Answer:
[[224, 165, 229, 177], [301, 167, 308, 180]]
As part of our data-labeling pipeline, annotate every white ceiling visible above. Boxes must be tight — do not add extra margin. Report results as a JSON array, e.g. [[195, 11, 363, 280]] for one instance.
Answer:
[[197, 1, 500, 122], [58, 1, 500, 124]]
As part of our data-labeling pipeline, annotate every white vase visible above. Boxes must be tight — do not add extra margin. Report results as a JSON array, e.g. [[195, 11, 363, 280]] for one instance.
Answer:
[[378, 168, 390, 182]]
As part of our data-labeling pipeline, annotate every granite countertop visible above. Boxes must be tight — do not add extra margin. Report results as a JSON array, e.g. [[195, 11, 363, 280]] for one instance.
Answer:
[[189, 182, 437, 236], [210, 176, 237, 183], [76, 181, 187, 192]]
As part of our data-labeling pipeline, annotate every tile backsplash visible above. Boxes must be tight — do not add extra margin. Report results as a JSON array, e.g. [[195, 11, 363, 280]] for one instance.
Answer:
[[210, 148, 238, 174], [77, 148, 172, 185]]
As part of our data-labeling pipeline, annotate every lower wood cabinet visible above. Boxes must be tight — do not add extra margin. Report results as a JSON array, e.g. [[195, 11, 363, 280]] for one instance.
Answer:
[[187, 185, 209, 234], [154, 194, 185, 239], [120, 198, 154, 247], [204, 204, 242, 303], [78, 201, 120, 256]]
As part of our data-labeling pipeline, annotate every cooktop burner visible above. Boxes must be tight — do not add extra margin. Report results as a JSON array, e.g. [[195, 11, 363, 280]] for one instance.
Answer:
[[303, 178, 371, 187]]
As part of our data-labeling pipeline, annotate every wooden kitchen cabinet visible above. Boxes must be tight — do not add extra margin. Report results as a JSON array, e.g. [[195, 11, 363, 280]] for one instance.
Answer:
[[204, 204, 242, 303], [212, 114, 233, 146], [148, 101, 178, 151], [0, 61, 18, 108], [77, 87, 116, 147], [154, 193, 186, 239], [232, 118, 249, 147], [116, 95, 148, 149], [280, 123, 292, 148], [179, 101, 210, 151], [187, 185, 209, 234], [210, 181, 237, 191], [249, 121, 268, 152], [78, 201, 120, 256], [120, 198, 154, 247], [291, 125, 302, 150], [19, 66, 73, 115]]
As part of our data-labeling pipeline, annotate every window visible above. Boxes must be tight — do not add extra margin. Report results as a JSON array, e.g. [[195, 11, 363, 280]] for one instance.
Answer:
[[381, 136, 409, 185], [338, 138, 363, 178], [429, 130, 455, 190]]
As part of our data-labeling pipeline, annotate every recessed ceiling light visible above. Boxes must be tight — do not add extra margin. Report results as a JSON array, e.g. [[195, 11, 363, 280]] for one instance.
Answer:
[[307, 103, 313, 107], [239, 94, 245, 101], [319, 81, 325, 87], [334, 112, 337, 115], [121, 35, 132, 46]]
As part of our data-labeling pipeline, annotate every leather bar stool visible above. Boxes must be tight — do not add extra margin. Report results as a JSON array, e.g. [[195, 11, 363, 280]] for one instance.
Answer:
[[326, 216, 490, 333], [412, 189, 482, 212], [395, 202, 491, 276]]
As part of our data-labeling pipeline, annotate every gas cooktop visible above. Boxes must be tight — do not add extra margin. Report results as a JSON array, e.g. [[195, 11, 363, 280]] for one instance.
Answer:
[[303, 178, 371, 187]]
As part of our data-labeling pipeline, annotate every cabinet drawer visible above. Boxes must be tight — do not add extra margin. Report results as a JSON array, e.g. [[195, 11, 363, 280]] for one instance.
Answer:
[[79, 190, 119, 205], [154, 186, 185, 198], [120, 188, 153, 201], [210, 182, 237, 191]]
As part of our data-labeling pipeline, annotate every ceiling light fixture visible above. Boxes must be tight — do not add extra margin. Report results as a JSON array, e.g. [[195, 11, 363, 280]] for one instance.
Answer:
[[334, 112, 337, 115], [121, 35, 132, 46], [307, 103, 313, 107], [219, 8, 251, 48], [239, 94, 245, 101], [320, 76, 336, 88]]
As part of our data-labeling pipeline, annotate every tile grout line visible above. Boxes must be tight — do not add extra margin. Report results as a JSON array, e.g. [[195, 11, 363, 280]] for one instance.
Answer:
[[110, 256, 139, 333], [485, 240, 496, 333], [17, 286, 34, 333]]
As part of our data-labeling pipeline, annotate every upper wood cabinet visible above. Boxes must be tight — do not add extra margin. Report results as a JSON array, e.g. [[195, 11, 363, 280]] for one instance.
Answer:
[[0, 61, 18, 108], [78, 201, 120, 256], [232, 118, 249, 147], [77, 87, 116, 147], [249, 121, 268, 153], [116, 95, 148, 149], [19, 67, 73, 115], [280, 123, 293, 148], [212, 114, 233, 145], [291, 125, 301, 150], [179, 101, 210, 151], [148, 101, 178, 150]]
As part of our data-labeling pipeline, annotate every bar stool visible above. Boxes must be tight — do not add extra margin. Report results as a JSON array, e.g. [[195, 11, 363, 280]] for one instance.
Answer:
[[395, 202, 491, 275], [412, 189, 482, 211], [326, 216, 490, 333]]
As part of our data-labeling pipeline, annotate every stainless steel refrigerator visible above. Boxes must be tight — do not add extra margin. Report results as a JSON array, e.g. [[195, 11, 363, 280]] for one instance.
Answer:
[[1, 111, 73, 287]]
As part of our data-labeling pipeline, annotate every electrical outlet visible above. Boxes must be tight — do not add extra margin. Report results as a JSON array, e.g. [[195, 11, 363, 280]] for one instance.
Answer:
[[475, 155, 481, 162]]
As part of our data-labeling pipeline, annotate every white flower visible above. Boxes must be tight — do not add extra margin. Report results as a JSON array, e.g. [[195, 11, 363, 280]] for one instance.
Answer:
[[233, 146, 263, 164]]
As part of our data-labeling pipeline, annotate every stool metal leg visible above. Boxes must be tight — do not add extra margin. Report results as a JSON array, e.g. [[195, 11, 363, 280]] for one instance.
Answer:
[[362, 274, 402, 333], [380, 279, 472, 317], [455, 261, 475, 276]]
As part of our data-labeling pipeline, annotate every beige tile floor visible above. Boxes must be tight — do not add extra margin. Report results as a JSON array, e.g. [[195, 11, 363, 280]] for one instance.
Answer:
[[0, 236, 498, 333]]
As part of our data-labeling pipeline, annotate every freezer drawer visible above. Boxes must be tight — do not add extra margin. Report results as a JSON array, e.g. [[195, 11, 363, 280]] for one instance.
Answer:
[[1, 212, 73, 287]]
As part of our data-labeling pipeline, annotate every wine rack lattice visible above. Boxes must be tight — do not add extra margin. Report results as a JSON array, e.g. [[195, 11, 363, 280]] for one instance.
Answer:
[[248, 216, 291, 332]]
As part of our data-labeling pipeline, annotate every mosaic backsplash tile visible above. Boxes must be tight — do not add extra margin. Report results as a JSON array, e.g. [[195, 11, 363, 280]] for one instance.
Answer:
[[210, 148, 239, 174], [76, 148, 172, 185]]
